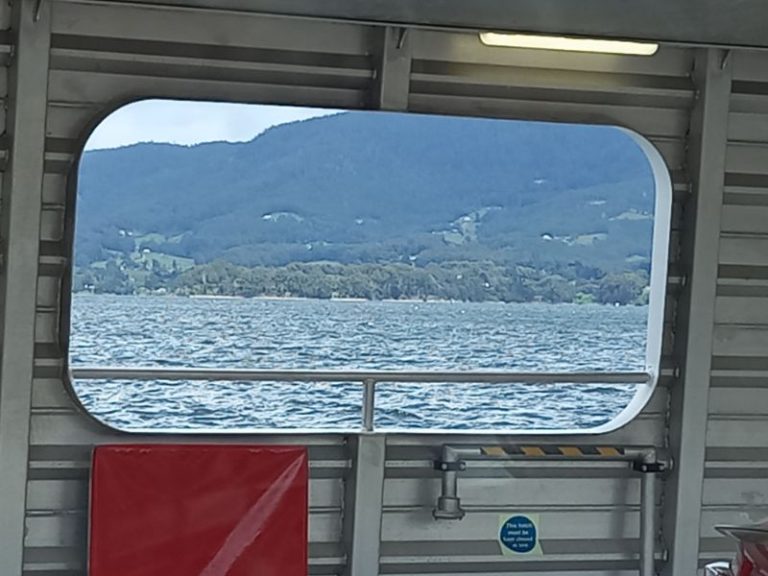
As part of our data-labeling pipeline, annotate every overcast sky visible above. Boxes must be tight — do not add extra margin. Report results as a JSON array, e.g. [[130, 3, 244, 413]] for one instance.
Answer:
[[85, 100, 338, 150]]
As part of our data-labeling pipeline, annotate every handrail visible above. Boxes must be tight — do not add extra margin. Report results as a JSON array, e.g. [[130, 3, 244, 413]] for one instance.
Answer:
[[70, 367, 652, 432], [70, 367, 652, 384], [433, 443, 666, 576]]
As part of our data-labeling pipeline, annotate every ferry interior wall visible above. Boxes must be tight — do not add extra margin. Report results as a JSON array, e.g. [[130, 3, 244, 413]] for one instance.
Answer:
[[0, 0, 768, 576]]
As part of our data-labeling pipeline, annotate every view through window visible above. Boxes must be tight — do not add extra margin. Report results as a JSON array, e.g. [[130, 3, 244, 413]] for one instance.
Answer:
[[69, 100, 669, 432]]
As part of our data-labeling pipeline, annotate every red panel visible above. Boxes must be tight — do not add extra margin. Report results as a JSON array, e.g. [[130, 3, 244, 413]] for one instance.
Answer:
[[89, 444, 308, 576]]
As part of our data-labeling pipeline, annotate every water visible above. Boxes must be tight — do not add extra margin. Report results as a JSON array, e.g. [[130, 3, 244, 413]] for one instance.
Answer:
[[70, 294, 648, 431]]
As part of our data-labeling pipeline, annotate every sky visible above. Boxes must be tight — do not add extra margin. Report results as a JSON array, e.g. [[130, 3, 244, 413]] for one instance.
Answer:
[[85, 100, 338, 150]]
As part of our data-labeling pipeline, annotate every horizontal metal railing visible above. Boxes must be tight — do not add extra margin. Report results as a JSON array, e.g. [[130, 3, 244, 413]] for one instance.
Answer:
[[70, 367, 652, 432], [70, 367, 652, 384]]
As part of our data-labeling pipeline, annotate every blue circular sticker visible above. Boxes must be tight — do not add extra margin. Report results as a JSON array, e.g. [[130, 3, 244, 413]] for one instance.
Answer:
[[499, 515, 537, 554]]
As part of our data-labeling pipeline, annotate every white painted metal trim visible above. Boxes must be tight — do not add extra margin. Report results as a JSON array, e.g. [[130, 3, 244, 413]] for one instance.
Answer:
[[0, 1, 52, 574], [591, 130, 674, 435], [343, 434, 386, 576], [664, 48, 732, 576]]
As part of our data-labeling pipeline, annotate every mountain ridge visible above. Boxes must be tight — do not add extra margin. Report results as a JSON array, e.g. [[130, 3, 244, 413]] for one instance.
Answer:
[[76, 110, 656, 273]]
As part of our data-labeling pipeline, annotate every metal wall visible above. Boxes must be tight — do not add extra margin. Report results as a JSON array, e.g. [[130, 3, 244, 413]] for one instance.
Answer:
[[1, 1, 762, 575]]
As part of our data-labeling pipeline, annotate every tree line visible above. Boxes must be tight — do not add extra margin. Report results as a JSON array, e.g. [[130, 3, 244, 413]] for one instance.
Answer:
[[74, 258, 650, 305]]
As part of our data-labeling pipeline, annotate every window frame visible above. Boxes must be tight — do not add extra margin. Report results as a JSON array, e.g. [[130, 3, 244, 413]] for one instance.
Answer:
[[66, 101, 673, 436]]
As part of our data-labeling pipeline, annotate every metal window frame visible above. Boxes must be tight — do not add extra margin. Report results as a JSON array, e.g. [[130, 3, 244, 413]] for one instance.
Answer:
[[65, 101, 674, 437], [591, 129, 673, 434]]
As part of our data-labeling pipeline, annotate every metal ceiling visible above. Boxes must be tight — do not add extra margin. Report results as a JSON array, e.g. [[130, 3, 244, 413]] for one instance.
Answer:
[[73, 0, 768, 49]]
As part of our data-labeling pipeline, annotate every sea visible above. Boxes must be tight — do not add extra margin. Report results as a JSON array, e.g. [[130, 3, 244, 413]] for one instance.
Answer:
[[70, 294, 648, 431]]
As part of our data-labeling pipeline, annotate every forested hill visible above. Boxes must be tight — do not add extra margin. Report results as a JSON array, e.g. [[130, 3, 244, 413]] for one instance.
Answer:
[[76, 111, 656, 274]]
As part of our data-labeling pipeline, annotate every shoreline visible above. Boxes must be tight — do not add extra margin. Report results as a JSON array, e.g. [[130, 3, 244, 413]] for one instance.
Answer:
[[73, 292, 645, 307]]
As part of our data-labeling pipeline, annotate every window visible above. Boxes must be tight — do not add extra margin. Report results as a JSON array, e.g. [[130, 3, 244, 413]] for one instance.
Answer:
[[69, 100, 671, 433]]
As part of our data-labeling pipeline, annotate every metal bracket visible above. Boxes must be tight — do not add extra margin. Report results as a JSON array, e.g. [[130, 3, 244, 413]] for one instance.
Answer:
[[432, 446, 480, 520], [720, 49, 732, 71], [433, 496, 465, 520], [396, 27, 409, 50], [372, 26, 412, 110], [433, 456, 468, 519], [633, 461, 666, 473], [434, 459, 466, 472], [33, 0, 45, 22]]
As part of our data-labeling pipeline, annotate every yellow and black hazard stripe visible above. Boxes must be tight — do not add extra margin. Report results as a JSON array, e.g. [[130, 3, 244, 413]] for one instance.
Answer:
[[481, 445, 626, 458]]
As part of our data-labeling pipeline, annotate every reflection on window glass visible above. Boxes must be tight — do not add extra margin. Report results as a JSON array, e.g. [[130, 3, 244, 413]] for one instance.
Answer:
[[71, 101, 665, 432]]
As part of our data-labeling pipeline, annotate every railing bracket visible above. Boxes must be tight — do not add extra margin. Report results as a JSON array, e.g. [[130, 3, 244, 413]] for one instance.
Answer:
[[433, 496, 465, 520], [633, 461, 665, 473], [434, 459, 466, 472]]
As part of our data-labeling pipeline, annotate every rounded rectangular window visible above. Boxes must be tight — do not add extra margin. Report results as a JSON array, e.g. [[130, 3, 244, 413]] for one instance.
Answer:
[[69, 100, 671, 433]]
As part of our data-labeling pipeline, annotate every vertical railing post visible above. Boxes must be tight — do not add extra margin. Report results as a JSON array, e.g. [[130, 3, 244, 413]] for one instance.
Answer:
[[640, 470, 657, 576], [632, 450, 664, 576], [362, 378, 376, 432]]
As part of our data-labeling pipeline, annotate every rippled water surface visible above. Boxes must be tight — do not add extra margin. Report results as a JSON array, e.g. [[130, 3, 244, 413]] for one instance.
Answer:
[[70, 295, 648, 431]]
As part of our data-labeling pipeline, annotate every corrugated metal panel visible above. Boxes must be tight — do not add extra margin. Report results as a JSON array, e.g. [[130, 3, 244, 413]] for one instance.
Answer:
[[4, 2, 694, 574], [703, 48, 768, 565]]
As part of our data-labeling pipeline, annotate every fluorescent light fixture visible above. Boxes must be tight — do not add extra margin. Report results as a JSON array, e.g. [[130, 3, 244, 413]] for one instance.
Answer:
[[479, 32, 658, 56]]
